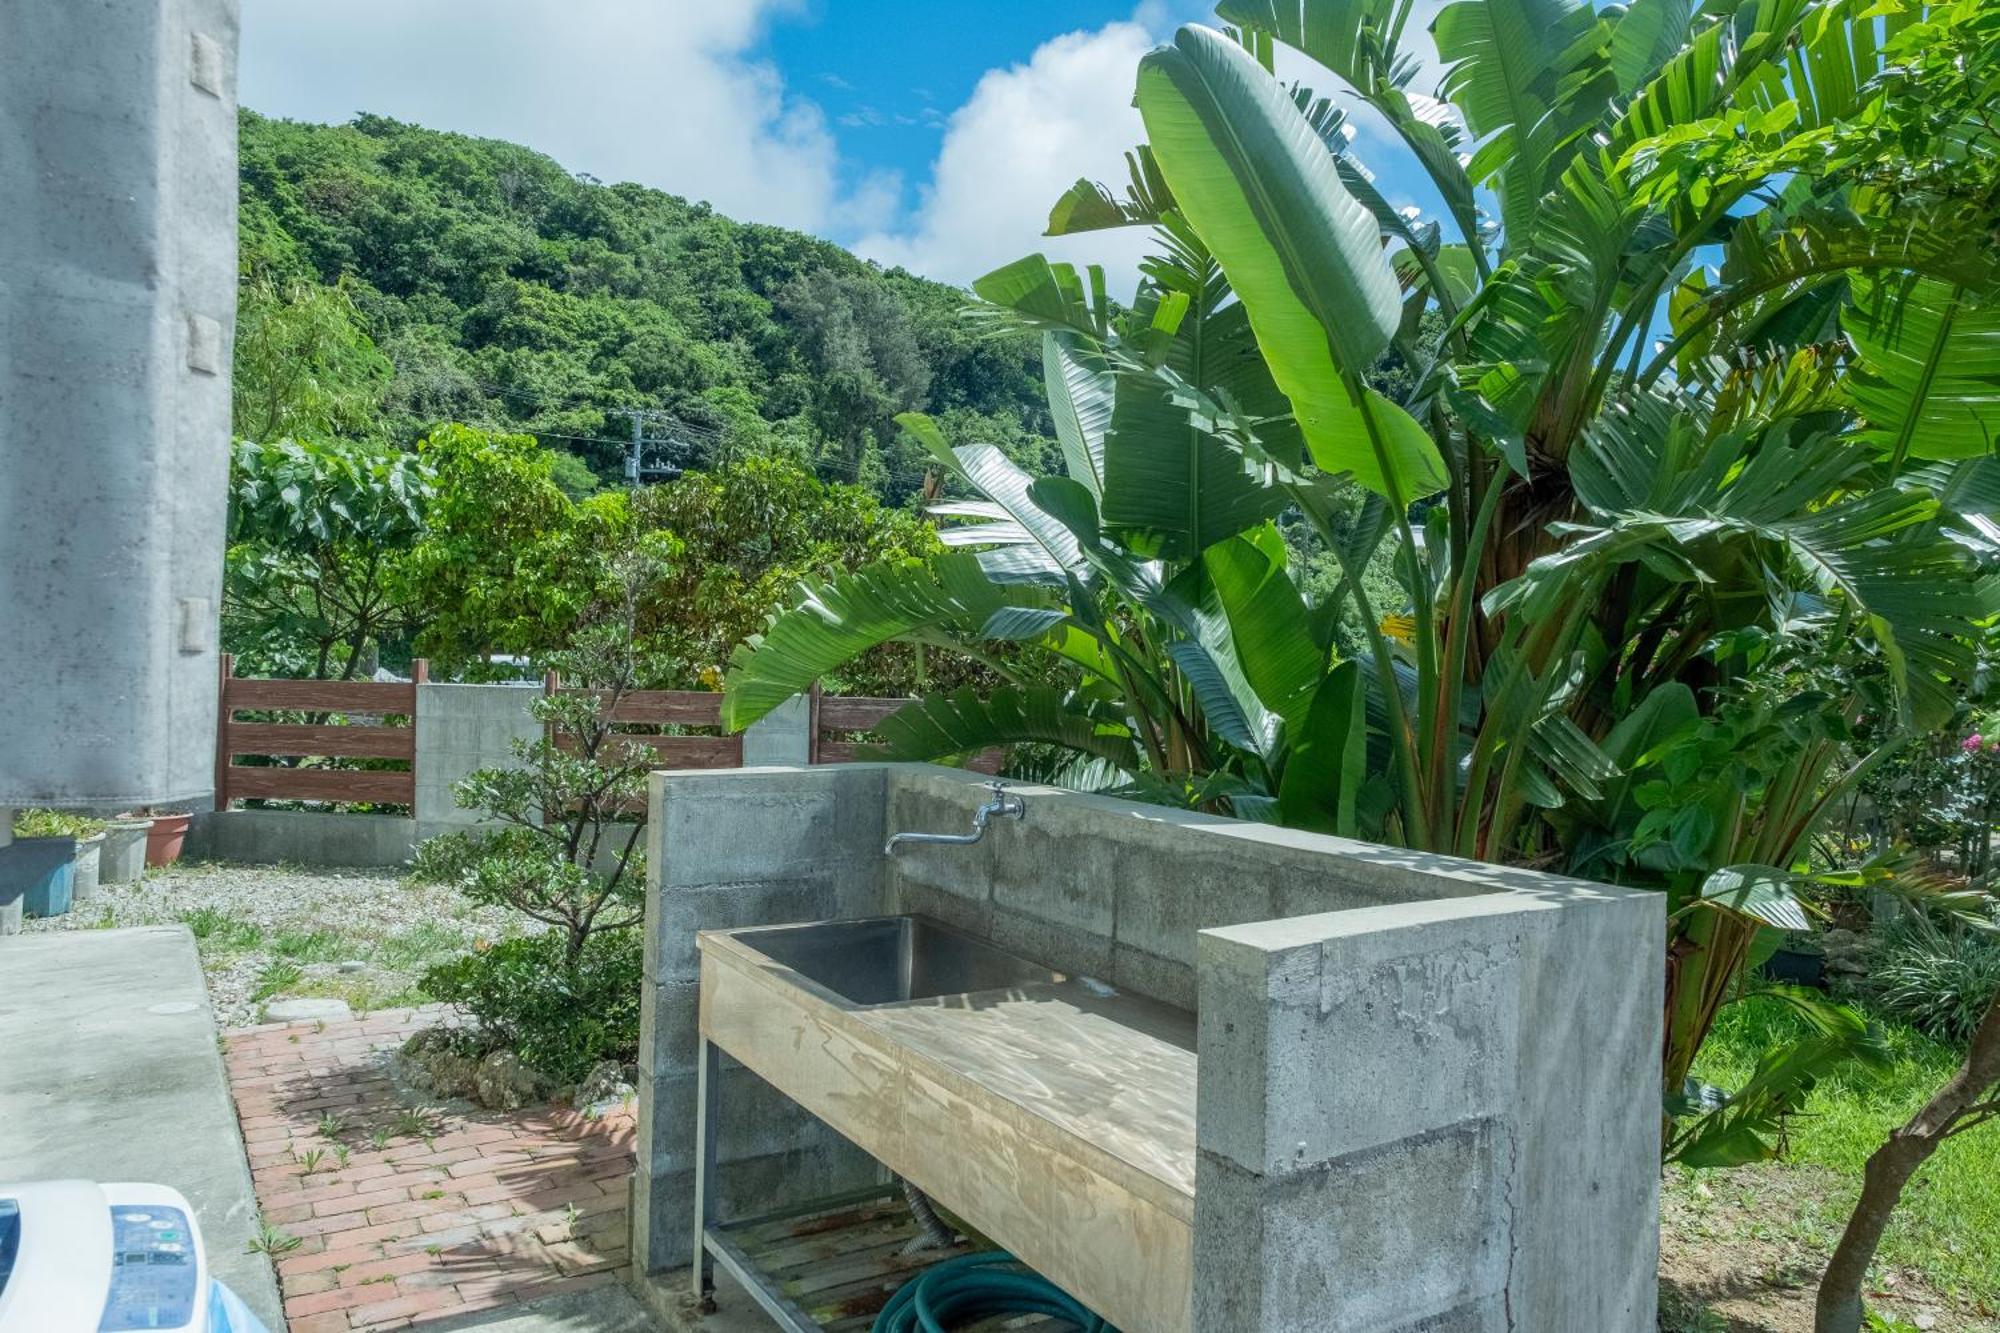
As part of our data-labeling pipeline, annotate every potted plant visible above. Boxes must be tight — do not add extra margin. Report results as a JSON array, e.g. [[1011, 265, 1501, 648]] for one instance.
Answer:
[[137, 807, 193, 867], [5, 810, 94, 919], [100, 816, 153, 884], [68, 817, 107, 901]]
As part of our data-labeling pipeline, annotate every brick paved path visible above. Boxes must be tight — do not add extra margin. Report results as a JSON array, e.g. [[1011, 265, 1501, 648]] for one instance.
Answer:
[[222, 1007, 635, 1331]]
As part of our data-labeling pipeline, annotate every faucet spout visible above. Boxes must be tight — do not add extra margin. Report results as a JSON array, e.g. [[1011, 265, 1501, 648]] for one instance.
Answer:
[[883, 781, 1025, 856]]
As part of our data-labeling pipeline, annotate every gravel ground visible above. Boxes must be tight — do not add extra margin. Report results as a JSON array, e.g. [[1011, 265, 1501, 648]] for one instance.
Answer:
[[24, 860, 524, 1028]]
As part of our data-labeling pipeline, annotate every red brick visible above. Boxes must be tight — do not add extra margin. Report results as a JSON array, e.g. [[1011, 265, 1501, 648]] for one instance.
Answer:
[[345, 1284, 458, 1326], [336, 1251, 439, 1287], [285, 1312, 353, 1333], [283, 1283, 375, 1317]]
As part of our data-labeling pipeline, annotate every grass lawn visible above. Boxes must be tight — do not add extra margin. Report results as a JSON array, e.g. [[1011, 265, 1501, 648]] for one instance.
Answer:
[[1660, 994, 1999, 1332]]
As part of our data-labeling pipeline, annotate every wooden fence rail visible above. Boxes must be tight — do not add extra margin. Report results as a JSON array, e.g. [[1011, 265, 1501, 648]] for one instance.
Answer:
[[810, 689, 909, 764], [213, 654, 424, 809], [545, 676, 744, 771]]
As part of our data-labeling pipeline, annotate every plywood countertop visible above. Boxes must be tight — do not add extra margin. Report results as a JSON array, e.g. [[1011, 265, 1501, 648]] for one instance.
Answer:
[[698, 927, 1199, 1331]]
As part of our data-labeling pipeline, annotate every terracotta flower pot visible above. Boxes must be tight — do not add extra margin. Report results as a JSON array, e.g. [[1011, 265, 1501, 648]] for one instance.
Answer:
[[143, 812, 192, 867]]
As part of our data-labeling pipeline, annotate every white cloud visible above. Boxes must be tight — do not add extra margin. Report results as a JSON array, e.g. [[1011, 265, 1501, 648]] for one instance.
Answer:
[[238, 0, 894, 235], [853, 20, 1163, 290]]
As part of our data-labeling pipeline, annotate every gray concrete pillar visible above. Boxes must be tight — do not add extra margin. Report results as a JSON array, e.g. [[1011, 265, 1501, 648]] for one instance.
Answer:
[[412, 683, 545, 841], [1193, 890, 1661, 1332], [740, 693, 813, 767], [630, 766, 889, 1321], [0, 0, 240, 812]]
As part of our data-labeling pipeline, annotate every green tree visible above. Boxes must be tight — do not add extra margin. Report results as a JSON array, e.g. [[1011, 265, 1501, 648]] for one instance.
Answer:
[[231, 277, 392, 444], [224, 437, 431, 678], [723, 0, 2000, 1165], [400, 425, 633, 673], [630, 455, 978, 694]]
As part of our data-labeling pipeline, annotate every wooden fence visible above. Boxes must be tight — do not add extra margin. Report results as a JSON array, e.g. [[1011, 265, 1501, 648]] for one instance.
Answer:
[[545, 674, 743, 770], [810, 688, 909, 764], [213, 654, 424, 808], [215, 659, 925, 811]]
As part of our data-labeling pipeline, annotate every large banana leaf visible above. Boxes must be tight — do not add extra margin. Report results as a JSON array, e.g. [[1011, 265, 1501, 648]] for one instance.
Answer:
[[1045, 146, 1176, 235], [720, 552, 1042, 730], [1205, 527, 1326, 726], [1044, 332, 1114, 496], [1098, 368, 1291, 559], [1276, 659, 1368, 834], [1433, 0, 1602, 243], [870, 686, 1142, 771], [1136, 24, 1446, 502], [1217, 0, 1483, 251], [1843, 274, 2000, 464]]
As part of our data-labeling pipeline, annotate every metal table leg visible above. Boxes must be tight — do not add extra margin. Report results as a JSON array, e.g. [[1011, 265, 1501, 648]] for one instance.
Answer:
[[692, 1036, 718, 1304]]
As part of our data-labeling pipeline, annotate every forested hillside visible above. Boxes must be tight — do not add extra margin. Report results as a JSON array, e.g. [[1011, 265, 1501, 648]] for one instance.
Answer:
[[236, 110, 1055, 502]]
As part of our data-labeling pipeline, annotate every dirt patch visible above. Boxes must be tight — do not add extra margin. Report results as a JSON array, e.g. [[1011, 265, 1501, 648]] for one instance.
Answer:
[[1660, 1163, 1994, 1332]]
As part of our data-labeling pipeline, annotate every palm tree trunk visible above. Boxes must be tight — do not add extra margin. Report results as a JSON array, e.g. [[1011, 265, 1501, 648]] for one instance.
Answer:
[[1815, 993, 2000, 1332]]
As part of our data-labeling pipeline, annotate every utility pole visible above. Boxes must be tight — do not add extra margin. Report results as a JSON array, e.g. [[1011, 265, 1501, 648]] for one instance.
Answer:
[[621, 408, 717, 485]]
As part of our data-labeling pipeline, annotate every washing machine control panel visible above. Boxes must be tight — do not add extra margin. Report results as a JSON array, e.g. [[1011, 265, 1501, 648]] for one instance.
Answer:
[[99, 1204, 198, 1331]]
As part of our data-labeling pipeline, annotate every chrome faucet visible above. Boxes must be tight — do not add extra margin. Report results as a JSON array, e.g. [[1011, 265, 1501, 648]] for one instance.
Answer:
[[883, 781, 1025, 856]]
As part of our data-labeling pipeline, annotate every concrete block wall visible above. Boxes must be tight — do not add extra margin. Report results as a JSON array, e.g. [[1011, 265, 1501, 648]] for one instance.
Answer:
[[185, 809, 415, 868], [631, 765, 889, 1322], [413, 682, 545, 839], [1195, 892, 1661, 1331], [881, 766, 1483, 1011]]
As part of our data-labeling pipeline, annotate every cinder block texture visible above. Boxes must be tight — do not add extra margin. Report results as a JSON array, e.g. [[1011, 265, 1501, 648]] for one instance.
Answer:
[[881, 766, 1458, 1010], [634, 765, 889, 1290], [740, 693, 813, 767], [1195, 883, 1662, 1331], [413, 682, 544, 835], [0, 0, 240, 808]]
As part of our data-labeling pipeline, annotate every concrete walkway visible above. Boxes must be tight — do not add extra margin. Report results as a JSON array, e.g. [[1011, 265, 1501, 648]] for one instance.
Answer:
[[0, 926, 284, 1329], [222, 1007, 634, 1331]]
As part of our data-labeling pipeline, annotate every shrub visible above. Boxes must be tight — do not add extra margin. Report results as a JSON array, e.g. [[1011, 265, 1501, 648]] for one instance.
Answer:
[[420, 930, 642, 1086], [1862, 911, 2000, 1044], [13, 809, 107, 839]]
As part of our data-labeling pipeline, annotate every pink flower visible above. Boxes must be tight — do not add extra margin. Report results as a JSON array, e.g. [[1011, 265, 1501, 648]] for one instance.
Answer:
[[1965, 734, 1986, 753]]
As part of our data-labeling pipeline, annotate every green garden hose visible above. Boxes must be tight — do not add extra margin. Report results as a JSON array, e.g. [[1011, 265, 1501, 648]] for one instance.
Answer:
[[870, 1251, 1115, 1333]]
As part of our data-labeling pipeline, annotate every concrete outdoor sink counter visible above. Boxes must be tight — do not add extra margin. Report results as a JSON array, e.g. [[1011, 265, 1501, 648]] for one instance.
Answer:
[[697, 915, 1197, 1330], [633, 763, 1667, 1333]]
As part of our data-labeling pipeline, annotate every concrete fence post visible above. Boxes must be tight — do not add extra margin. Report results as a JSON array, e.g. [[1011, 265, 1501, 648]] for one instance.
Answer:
[[412, 683, 545, 842], [741, 693, 813, 767]]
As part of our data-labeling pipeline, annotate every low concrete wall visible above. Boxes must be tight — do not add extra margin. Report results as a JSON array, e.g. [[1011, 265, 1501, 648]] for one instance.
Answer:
[[186, 809, 415, 867], [629, 765, 888, 1324], [633, 764, 1663, 1331]]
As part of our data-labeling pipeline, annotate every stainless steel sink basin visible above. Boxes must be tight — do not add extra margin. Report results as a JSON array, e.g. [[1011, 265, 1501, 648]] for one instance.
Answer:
[[725, 914, 1063, 1006]]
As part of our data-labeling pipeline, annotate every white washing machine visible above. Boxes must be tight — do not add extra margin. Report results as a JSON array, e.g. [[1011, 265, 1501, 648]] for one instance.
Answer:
[[0, 1180, 268, 1333]]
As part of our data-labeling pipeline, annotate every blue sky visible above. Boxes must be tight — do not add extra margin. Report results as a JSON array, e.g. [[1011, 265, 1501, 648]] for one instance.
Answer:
[[240, 0, 1442, 289]]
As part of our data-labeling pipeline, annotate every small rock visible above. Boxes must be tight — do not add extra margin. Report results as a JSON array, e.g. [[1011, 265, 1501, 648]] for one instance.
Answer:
[[1915, 1313, 1937, 1330], [337, 960, 366, 973], [574, 1059, 636, 1115], [264, 997, 352, 1023], [472, 1050, 544, 1111], [394, 1027, 483, 1101]]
